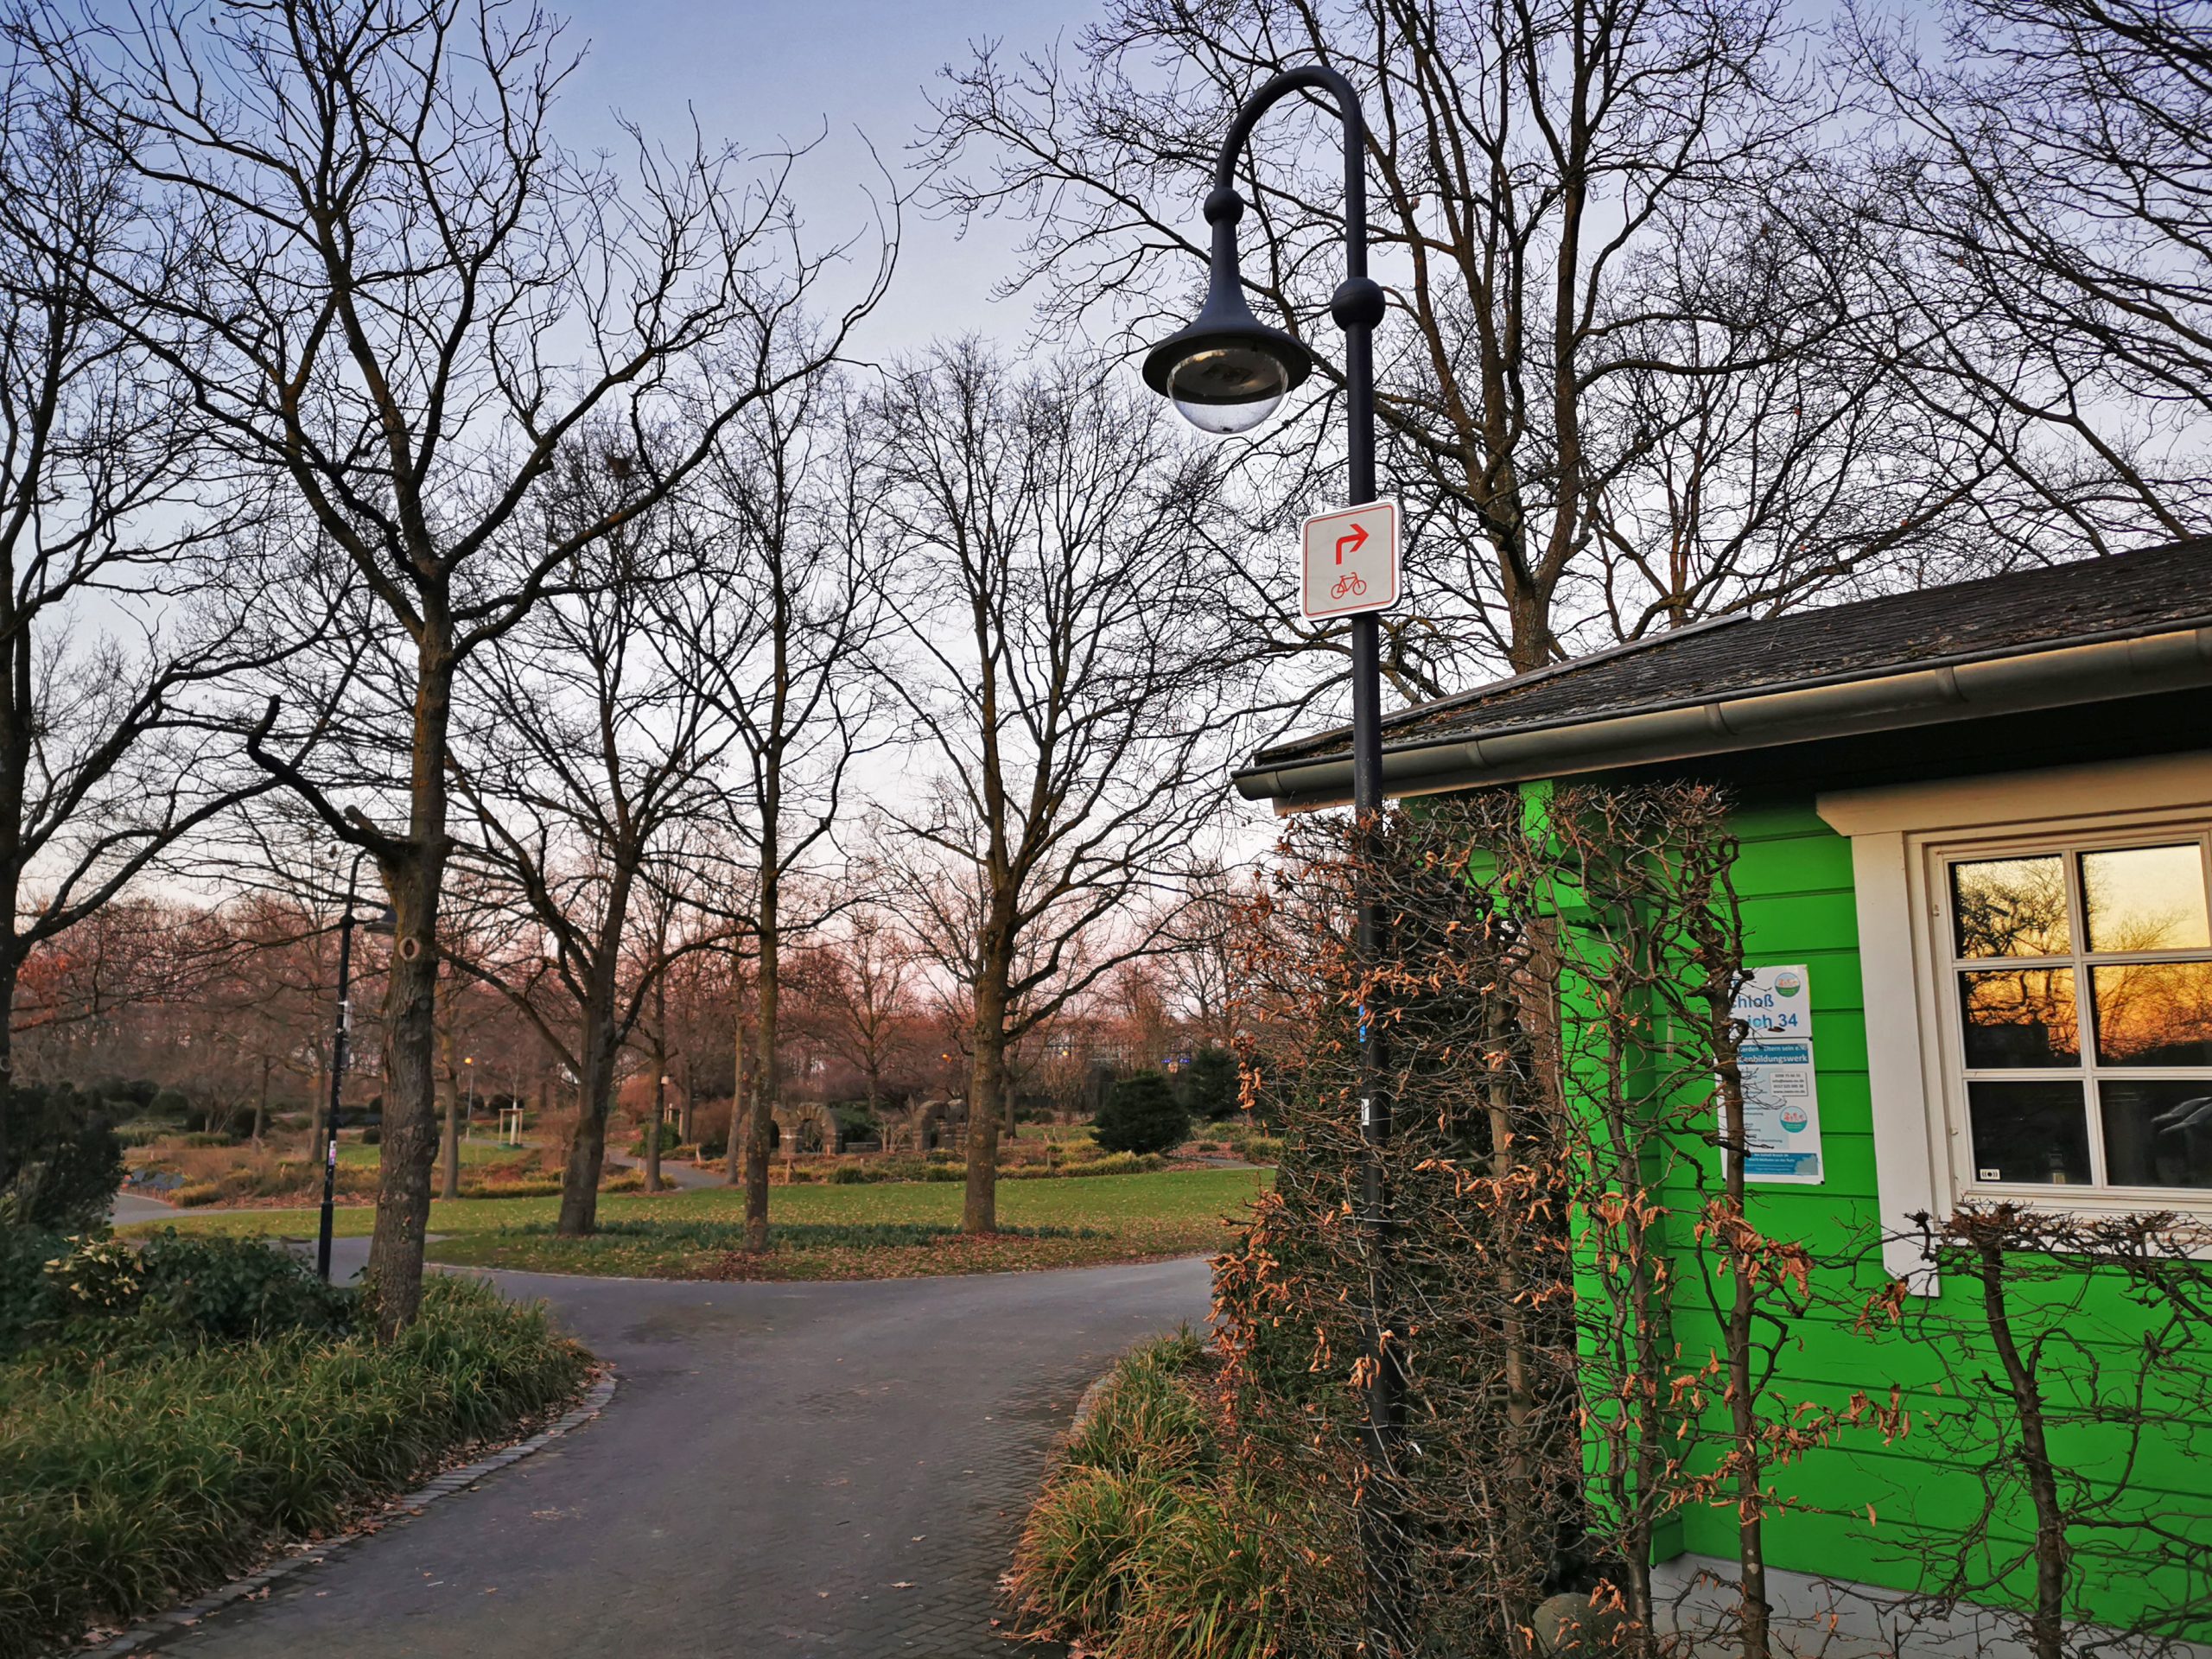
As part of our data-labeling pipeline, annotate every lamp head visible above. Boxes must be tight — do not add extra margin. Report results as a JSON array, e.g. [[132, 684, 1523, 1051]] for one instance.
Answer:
[[1142, 186, 1313, 435]]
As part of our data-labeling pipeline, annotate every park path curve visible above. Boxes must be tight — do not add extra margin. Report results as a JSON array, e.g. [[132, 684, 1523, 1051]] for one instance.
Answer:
[[158, 1249, 1212, 1659]]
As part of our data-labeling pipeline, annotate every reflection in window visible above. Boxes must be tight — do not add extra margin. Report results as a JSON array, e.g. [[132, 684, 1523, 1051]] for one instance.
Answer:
[[1960, 968, 2079, 1066], [1948, 832, 2212, 1200], [1967, 1081, 2092, 1185], [2090, 962, 2212, 1066], [2100, 1080, 2212, 1190], [2082, 845, 2209, 954], [1952, 856, 2071, 958]]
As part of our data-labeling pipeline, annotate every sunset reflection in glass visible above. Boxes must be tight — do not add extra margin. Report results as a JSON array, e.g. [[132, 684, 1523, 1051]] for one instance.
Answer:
[[1952, 855, 2070, 958], [2082, 844, 2209, 953]]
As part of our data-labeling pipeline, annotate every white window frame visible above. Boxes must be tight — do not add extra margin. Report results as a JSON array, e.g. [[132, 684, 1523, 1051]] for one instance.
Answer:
[[1929, 823, 2212, 1195], [1819, 753, 2212, 1290]]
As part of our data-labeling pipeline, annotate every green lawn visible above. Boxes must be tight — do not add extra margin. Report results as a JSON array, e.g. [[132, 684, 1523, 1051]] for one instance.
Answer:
[[125, 1169, 1270, 1281]]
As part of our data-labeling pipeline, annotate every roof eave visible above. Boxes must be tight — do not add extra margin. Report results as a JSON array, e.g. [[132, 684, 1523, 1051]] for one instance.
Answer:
[[1234, 624, 2212, 812]]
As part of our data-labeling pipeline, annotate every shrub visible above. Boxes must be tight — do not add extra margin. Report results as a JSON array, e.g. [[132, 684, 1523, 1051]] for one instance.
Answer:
[[1093, 1074, 1190, 1157], [626, 1120, 682, 1156], [1002, 1151, 1166, 1179], [43, 1236, 143, 1313], [147, 1088, 194, 1123], [0, 1085, 124, 1234], [0, 1276, 585, 1657], [1063, 1330, 1214, 1479], [1012, 1332, 1285, 1659], [30, 1233, 353, 1348], [0, 1229, 64, 1356], [1178, 1048, 1242, 1121], [134, 1234, 353, 1341]]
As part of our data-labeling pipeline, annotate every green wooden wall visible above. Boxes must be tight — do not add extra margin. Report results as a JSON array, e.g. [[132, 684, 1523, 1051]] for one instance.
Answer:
[[1633, 795, 2212, 1636]]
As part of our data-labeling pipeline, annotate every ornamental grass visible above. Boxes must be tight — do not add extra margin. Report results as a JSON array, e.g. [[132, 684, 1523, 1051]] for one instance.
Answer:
[[0, 1273, 586, 1658]]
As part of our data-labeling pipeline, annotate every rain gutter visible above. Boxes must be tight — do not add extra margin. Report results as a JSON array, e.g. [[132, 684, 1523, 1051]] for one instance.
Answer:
[[1232, 623, 2212, 813]]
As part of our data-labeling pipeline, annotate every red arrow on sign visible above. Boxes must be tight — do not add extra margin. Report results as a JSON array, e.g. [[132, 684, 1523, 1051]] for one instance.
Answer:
[[1335, 521, 1368, 564]]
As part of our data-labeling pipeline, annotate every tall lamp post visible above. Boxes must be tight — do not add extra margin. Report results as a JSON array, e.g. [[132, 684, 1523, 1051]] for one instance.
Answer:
[[319, 850, 395, 1282], [1141, 63, 1402, 1648]]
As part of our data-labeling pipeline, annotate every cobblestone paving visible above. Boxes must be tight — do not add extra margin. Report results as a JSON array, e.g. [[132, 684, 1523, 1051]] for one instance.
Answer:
[[162, 1247, 1211, 1658]]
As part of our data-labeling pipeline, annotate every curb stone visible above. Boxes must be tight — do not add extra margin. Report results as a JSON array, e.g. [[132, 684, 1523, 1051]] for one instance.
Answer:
[[70, 1369, 619, 1659]]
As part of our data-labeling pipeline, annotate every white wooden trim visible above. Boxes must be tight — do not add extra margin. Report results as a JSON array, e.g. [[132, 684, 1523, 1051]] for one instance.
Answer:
[[1848, 830, 1943, 1293], [1819, 753, 2212, 837], [1821, 754, 2212, 1279]]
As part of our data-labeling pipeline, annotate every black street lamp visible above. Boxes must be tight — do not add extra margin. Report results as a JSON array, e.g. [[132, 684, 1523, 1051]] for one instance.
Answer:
[[1143, 62, 1402, 1648], [319, 849, 395, 1282]]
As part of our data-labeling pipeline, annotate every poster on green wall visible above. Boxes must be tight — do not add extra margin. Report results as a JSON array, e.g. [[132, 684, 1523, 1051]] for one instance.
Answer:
[[1733, 964, 1825, 1185]]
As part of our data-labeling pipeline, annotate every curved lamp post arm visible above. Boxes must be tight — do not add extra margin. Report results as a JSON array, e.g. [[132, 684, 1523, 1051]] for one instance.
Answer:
[[1211, 64, 1370, 281], [1145, 61, 1402, 1651]]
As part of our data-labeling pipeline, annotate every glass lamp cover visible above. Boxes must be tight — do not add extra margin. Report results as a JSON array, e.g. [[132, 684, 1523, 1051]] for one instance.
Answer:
[[1166, 344, 1290, 435]]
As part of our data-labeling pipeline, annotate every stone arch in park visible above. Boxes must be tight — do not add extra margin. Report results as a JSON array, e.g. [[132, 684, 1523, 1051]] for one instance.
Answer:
[[770, 1102, 842, 1155]]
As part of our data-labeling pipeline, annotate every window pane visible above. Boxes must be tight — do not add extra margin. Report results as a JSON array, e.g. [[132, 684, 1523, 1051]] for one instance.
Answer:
[[2090, 962, 2212, 1065], [1960, 968, 2080, 1066], [2082, 844, 2209, 953], [1967, 1080, 2091, 1185], [2100, 1080, 2212, 1190], [1951, 856, 2071, 958]]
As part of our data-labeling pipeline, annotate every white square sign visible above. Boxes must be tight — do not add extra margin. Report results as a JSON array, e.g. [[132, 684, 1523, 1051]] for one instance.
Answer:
[[1300, 499, 1400, 621]]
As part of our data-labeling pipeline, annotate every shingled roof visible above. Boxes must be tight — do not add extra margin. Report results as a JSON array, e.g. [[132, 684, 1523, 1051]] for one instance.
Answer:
[[1236, 537, 2212, 808]]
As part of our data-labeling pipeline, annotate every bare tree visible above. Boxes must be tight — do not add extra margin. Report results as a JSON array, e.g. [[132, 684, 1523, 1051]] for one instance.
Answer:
[[444, 479, 736, 1237], [28, 0, 888, 1331], [1153, 861, 1251, 1051], [664, 365, 892, 1253], [0, 54, 275, 1160], [1845, 0, 2212, 547], [869, 346, 1250, 1233], [799, 906, 919, 1120], [925, 0, 1998, 688]]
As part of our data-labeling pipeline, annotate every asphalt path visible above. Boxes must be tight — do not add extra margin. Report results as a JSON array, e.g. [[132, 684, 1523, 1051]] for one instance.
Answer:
[[162, 1243, 1213, 1659]]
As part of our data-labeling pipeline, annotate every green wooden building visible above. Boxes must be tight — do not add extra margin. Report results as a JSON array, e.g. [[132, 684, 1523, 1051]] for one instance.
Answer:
[[1236, 539, 2212, 1650]]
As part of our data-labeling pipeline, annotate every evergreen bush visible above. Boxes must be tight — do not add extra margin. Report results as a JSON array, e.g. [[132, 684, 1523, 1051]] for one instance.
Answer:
[[0, 1085, 124, 1234], [1092, 1073, 1189, 1156], [1176, 1048, 1241, 1120]]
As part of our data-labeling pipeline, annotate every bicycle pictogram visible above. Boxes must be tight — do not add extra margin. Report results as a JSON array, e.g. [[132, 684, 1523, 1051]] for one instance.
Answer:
[[1331, 569, 1368, 600]]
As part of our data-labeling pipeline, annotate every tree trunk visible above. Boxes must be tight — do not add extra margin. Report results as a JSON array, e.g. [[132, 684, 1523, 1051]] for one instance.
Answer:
[[963, 965, 1010, 1234], [557, 988, 620, 1236], [366, 845, 449, 1338], [745, 883, 779, 1253], [438, 1019, 461, 1201], [726, 962, 747, 1185], [645, 931, 669, 1192], [253, 1056, 270, 1146]]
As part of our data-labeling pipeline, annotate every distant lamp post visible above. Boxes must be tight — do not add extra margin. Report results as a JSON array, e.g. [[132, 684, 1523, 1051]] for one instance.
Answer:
[[321, 852, 396, 1282], [1143, 62, 1400, 1647]]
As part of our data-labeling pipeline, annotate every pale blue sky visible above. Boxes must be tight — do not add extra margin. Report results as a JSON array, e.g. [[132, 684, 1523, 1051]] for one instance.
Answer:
[[557, 0, 1105, 358]]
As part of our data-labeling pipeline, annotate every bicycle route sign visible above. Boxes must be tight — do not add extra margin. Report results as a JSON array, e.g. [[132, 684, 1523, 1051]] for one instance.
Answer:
[[1300, 499, 1400, 621]]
